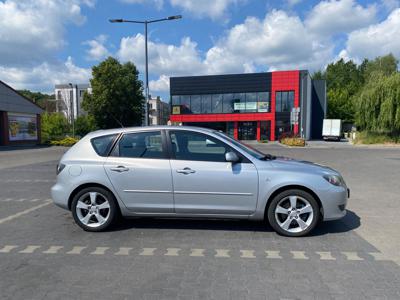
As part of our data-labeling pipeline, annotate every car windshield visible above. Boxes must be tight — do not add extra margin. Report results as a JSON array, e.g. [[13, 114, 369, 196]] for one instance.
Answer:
[[213, 131, 271, 160]]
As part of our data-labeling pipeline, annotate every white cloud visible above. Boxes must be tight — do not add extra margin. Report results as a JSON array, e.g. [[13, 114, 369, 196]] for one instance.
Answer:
[[0, 57, 91, 92], [84, 35, 110, 61], [305, 0, 377, 36], [340, 8, 400, 61], [118, 34, 206, 75], [149, 75, 170, 92], [169, 0, 240, 20], [0, 0, 92, 67]]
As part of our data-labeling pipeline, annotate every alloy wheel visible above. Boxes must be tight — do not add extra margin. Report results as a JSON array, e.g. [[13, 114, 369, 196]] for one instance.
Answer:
[[274, 195, 314, 234], [75, 192, 111, 228]]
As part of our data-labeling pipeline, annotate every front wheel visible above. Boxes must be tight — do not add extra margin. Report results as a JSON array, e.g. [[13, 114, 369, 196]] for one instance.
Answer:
[[71, 187, 118, 232], [267, 189, 320, 237]]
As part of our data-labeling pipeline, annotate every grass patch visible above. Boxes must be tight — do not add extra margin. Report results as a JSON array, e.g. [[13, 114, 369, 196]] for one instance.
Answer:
[[354, 131, 400, 144]]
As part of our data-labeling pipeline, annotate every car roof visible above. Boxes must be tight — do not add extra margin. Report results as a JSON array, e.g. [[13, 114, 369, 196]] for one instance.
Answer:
[[86, 125, 216, 139]]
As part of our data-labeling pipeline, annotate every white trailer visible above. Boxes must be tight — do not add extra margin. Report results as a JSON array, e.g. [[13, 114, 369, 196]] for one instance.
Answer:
[[322, 119, 342, 141]]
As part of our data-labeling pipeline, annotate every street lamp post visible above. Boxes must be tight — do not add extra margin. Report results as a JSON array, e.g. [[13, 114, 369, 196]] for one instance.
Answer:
[[109, 15, 182, 126]]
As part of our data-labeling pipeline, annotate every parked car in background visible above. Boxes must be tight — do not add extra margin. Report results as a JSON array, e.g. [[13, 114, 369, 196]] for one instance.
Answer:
[[322, 119, 342, 141], [51, 126, 349, 237]]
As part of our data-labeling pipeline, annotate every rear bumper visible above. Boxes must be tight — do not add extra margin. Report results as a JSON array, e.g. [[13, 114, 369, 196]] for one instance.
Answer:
[[321, 186, 349, 221], [51, 182, 70, 210]]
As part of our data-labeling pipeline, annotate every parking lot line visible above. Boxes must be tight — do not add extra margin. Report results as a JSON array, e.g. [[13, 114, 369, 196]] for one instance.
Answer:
[[90, 247, 109, 255], [265, 251, 282, 259], [43, 246, 63, 254], [0, 245, 18, 253], [341, 251, 364, 261], [66, 246, 87, 254], [19, 245, 41, 253], [0, 245, 393, 262], [140, 248, 156, 256], [189, 248, 205, 257], [291, 251, 309, 260], [165, 248, 181, 256], [0, 201, 52, 225], [215, 249, 230, 257], [316, 251, 336, 260], [114, 247, 132, 256], [240, 250, 256, 258]]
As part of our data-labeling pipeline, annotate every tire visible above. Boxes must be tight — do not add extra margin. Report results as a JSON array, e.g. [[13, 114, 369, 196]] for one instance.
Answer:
[[267, 189, 320, 237], [71, 187, 118, 232]]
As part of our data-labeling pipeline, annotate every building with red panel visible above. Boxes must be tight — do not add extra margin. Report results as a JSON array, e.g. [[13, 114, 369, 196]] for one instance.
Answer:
[[169, 70, 326, 141]]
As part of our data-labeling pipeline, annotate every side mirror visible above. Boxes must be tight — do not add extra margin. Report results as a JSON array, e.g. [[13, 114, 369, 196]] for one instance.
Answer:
[[225, 151, 240, 163]]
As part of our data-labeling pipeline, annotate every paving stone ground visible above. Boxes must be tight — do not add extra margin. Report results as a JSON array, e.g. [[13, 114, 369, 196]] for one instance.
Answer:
[[0, 145, 399, 299]]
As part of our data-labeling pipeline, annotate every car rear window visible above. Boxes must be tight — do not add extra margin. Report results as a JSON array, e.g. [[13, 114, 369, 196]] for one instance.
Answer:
[[91, 134, 117, 156]]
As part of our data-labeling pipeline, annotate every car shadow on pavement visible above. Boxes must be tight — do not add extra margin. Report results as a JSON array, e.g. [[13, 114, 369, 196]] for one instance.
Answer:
[[111, 209, 360, 237]]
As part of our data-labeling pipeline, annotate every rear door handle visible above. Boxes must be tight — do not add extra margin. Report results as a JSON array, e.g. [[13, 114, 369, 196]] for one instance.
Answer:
[[176, 167, 196, 175], [110, 166, 129, 172]]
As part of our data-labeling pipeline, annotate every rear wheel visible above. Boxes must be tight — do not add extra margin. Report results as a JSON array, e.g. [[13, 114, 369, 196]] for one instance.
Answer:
[[267, 189, 320, 237], [71, 187, 118, 232]]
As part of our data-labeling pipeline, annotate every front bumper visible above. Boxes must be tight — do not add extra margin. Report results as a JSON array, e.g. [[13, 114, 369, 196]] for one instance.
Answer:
[[321, 186, 349, 221]]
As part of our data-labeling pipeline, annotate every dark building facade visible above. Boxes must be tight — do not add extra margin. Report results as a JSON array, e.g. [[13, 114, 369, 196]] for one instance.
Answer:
[[169, 70, 326, 141], [0, 80, 43, 146]]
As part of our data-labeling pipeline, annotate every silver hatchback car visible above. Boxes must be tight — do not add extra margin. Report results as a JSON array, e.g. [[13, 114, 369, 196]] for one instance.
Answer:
[[51, 126, 349, 237]]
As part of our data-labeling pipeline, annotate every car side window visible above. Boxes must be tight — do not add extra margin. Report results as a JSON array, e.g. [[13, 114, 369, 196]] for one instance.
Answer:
[[169, 131, 232, 162], [115, 131, 165, 159]]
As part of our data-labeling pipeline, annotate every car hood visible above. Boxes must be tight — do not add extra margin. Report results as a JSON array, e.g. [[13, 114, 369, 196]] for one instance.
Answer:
[[269, 156, 339, 175]]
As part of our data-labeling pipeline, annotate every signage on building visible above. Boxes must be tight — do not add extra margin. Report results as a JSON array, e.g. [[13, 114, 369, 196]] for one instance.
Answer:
[[8, 113, 38, 141], [172, 106, 181, 115], [258, 102, 269, 112], [290, 107, 300, 125]]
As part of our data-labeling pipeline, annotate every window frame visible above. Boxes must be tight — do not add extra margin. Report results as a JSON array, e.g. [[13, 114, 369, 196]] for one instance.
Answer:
[[165, 129, 251, 163], [109, 130, 169, 160]]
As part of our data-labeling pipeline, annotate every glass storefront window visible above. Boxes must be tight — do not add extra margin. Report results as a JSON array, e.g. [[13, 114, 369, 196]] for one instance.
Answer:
[[211, 94, 223, 113], [245, 93, 257, 112], [171, 95, 180, 106], [226, 122, 234, 138], [276, 91, 295, 112], [201, 95, 212, 114], [276, 92, 282, 112], [257, 92, 270, 112], [233, 93, 246, 113], [223, 94, 234, 113], [190, 95, 201, 114], [181, 96, 191, 114]]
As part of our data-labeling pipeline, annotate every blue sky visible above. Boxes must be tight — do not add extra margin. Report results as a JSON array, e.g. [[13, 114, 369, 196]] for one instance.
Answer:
[[0, 0, 399, 99]]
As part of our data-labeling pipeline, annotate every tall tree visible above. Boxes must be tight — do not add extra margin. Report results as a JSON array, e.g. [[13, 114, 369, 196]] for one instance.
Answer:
[[362, 54, 398, 81], [18, 90, 55, 109], [82, 57, 145, 129]]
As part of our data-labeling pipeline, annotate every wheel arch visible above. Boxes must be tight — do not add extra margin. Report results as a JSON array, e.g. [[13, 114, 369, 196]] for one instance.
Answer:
[[264, 184, 323, 220], [68, 183, 121, 213]]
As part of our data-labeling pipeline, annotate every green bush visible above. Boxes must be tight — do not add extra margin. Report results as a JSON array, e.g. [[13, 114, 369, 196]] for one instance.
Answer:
[[50, 137, 79, 147], [75, 114, 97, 137], [41, 113, 70, 142], [354, 131, 400, 144]]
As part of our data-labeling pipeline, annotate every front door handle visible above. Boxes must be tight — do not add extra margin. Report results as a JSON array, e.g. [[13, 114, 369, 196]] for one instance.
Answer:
[[176, 167, 196, 175], [110, 166, 129, 172]]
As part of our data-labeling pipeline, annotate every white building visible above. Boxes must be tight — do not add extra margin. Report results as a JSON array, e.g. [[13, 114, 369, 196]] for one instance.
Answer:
[[54, 84, 91, 121], [148, 96, 170, 125]]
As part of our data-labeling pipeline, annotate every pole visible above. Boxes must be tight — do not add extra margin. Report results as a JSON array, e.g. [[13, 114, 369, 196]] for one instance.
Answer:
[[144, 21, 149, 126], [69, 85, 75, 138]]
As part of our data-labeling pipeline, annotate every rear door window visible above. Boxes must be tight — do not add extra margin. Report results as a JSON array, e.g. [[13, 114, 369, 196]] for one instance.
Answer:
[[91, 134, 117, 156]]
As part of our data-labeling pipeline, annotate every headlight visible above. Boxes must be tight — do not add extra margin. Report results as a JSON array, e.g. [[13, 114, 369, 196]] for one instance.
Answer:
[[56, 163, 66, 175], [323, 174, 343, 186]]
